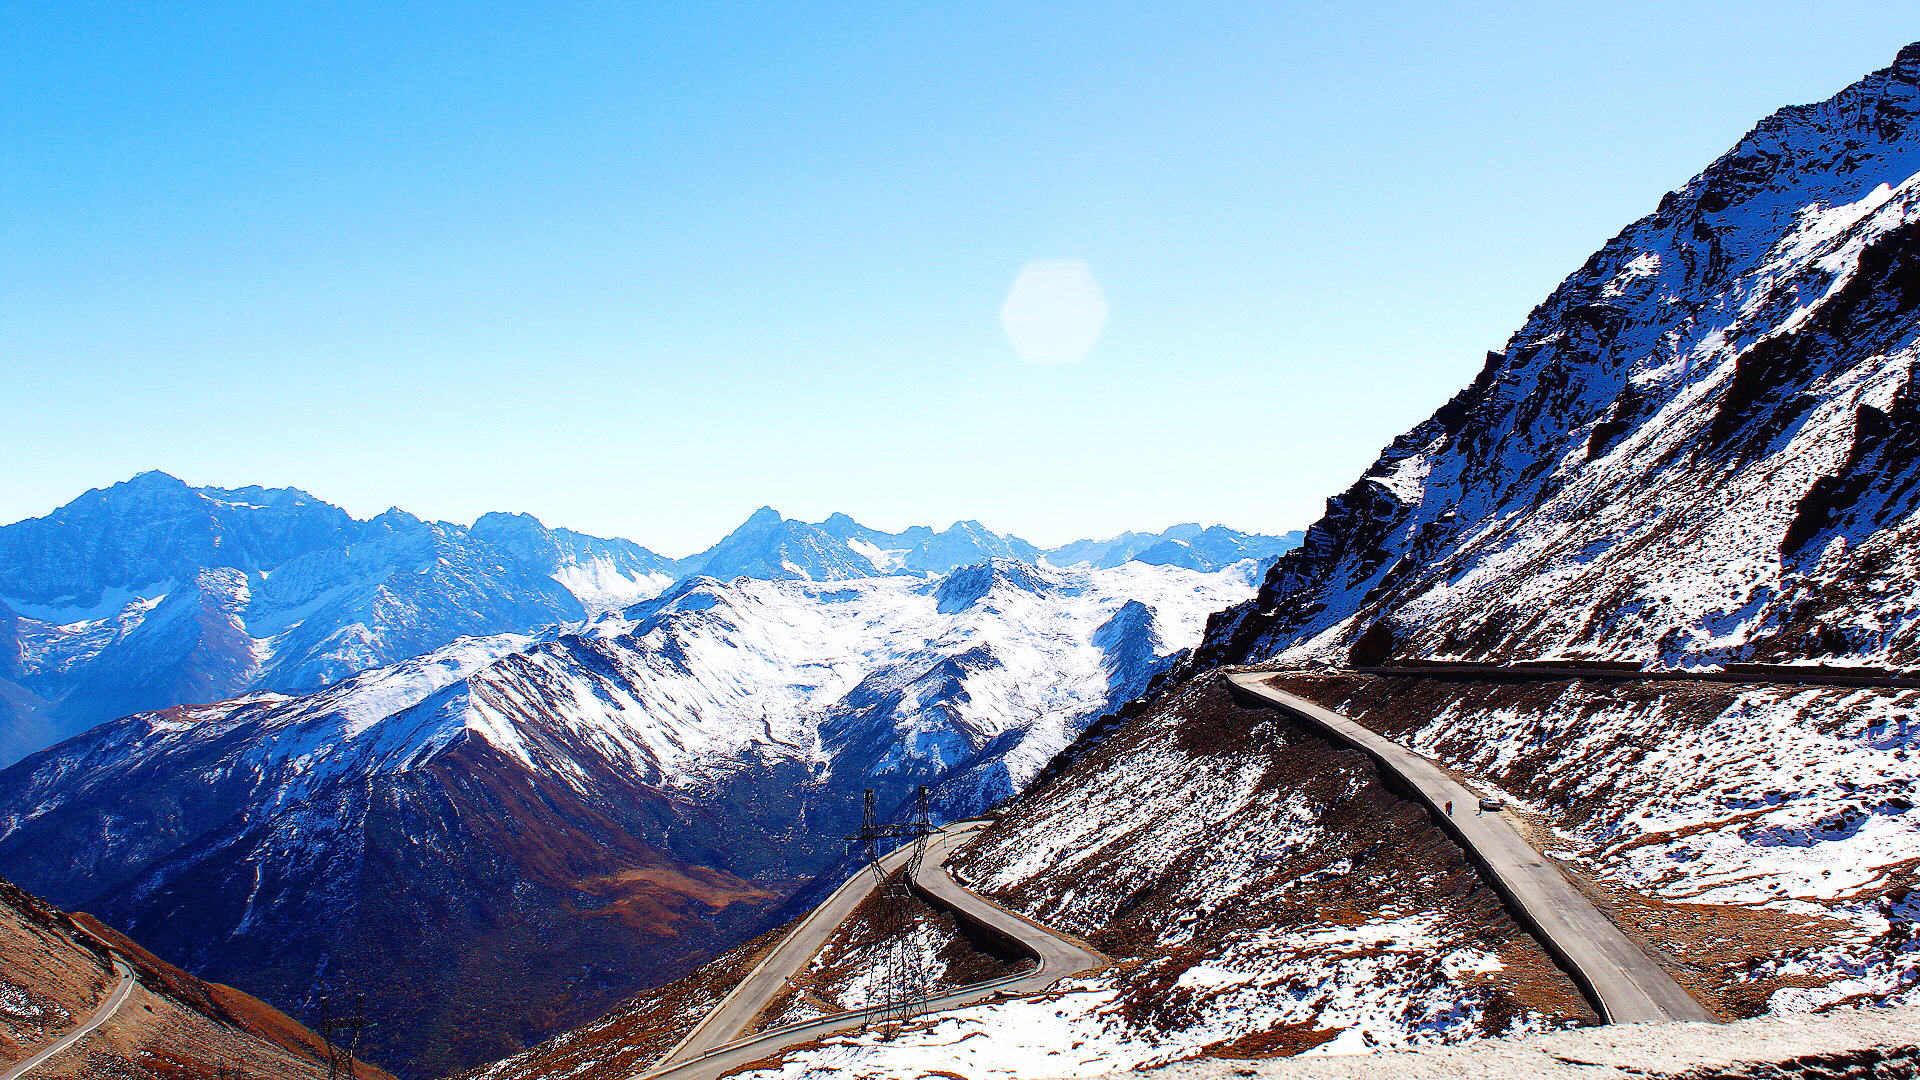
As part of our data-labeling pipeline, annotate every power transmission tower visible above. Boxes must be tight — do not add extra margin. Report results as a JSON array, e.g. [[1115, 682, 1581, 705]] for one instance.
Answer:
[[317, 994, 370, 1080], [845, 786, 937, 1039]]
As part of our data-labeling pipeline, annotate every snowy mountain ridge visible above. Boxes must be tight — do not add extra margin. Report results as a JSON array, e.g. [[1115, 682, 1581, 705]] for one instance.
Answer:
[[0, 472, 1297, 766]]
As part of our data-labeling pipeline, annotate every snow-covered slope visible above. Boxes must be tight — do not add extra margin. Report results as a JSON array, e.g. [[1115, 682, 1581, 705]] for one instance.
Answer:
[[0, 556, 1262, 1078], [657, 675, 1597, 1080], [1199, 42, 1920, 672], [691, 670, 1917, 1080], [1262, 671, 1920, 1013]]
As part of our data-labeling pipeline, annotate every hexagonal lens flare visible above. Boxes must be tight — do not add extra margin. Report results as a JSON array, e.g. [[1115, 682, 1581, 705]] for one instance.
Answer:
[[1000, 260, 1109, 364]]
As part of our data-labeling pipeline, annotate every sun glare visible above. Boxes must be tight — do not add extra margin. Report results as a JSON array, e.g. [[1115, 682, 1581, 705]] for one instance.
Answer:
[[1000, 260, 1110, 364]]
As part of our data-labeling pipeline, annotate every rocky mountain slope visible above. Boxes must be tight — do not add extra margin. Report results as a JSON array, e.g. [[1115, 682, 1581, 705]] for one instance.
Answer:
[[0, 872, 390, 1080], [0, 555, 1266, 1078], [1196, 42, 1920, 674], [544, 671, 1910, 1080], [606, 675, 1603, 1080]]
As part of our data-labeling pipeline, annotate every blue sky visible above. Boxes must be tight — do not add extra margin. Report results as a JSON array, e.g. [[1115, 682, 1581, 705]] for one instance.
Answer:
[[2, 2, 1914, 555]]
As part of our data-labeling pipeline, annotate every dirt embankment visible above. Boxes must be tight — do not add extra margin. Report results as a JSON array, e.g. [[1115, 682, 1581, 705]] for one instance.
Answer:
[[0, 875, 390, 1080]]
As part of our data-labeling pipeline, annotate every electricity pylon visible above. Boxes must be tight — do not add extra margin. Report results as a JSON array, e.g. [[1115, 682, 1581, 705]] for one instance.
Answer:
[[317, 994, 370, 1080], [846, 786, 937, 1037]]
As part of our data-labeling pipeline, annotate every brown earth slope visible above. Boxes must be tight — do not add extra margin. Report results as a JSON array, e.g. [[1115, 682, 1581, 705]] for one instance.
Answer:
[[0, 874, 391, 1080], [454, 865, 1024, 1080]]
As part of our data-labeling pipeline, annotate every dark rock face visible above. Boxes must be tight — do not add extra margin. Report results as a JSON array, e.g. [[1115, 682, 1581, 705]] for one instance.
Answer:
[[0, 603, 22, 683], [1092, 599, 1169, 698], [933, 559, 1053, 614], [1195, 43, 1920, 672]]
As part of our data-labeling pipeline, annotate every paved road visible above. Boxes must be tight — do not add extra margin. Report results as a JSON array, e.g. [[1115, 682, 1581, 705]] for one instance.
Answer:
[[636, 820, 1107, 1080], [0, 958, 136, 1080], [911, 828, 1109, 994], [1226, 672, 1716, 1026], [650, 830, 939, 1069], [1356, 661, 1920, 690]]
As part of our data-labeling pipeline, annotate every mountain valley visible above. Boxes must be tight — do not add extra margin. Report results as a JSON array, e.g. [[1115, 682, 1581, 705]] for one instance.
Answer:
[[11, 36, 1920, 1080]]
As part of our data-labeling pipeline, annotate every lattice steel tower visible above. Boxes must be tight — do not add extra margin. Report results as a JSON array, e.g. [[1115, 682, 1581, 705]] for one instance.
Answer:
[[846, 786, 937, 1037], [317, 994, 370, 1080]]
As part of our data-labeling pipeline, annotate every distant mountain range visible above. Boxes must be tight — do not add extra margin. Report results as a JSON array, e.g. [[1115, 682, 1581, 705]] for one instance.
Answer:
[[0, 470, 1299, 766]]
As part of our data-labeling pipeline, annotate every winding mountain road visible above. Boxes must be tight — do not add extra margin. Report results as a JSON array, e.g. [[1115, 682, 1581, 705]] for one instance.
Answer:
[[1356, 661, 1920, 690], [0, 958, 136, 1080], [637, 820, 1108, 1080], [1226, 672, 1716, 1025]]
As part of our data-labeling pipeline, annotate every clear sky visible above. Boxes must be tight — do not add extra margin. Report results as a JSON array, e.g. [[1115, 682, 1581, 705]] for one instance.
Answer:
[[3, 2, 1914, 556]]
